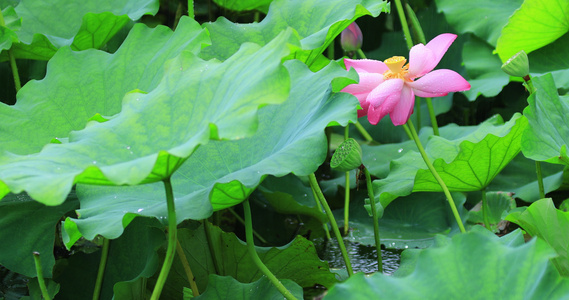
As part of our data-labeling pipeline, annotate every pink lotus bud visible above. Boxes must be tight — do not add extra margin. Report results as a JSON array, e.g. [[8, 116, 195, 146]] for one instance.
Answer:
[[341, 23, 363, 52]]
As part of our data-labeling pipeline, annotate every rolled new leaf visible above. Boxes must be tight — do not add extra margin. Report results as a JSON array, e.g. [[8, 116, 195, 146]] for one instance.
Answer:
[[331, 138, 362, 172]]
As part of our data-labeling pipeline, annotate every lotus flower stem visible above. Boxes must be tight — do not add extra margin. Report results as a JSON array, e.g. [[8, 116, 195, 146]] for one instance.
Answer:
[[92, 238, 110, 300], [32, 252, 51, 300], [353, 121, 374, 143], [404, 120, 466, 233], [394, 0, 413, 50], [0, 10, 21, 92], [176, 238, 199, 296], [425, 98, 440, 136], [344, 126, 351, 236], [311, 187, 331, 240], [308, 173, 354, 276], [356, 49, 367, 59], [481, 189, 491, 230], [242, 198, 298, 300], [364, 167, 383, 272], [188, 0, 194, 19], [151, 178, 178, 300]]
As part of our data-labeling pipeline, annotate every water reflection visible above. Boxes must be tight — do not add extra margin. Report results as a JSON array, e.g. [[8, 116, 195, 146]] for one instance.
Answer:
[[318, 239, 402, 275]]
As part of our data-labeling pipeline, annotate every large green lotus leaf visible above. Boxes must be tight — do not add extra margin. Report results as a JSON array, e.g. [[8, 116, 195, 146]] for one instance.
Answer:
[[362, 123, 480, 178], [435, 0, 522, 46], [0, 30, 293, 205], [64, 59, 358, 242], [0, 193, 78, 278], [201, 0, 389, 66], [0, 0, 159, 60], [413, 114, 527, 191], [334, 192, 466, 249], [165, 225, 337, 296], [495, 0, 569, 62], [324, 228, 569, 299], [193, 275, 303, 300], [0, 17, 209, 156], [522, 74, 569, 166], [506, 198, 569, 276], [212, 0, 272, 13], [369, 114, 526, 210], [461, 35, 510, 100], [54, 217, 164, 300], [393, 227, 526, 277]]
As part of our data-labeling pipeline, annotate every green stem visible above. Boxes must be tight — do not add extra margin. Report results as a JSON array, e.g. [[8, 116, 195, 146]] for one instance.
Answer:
[[0, 10, 21, 92], [228, 207, 267, 244], [415, 98, 422, 132], [404, 120, 466, 233], [203, 220, 221, 274], [176, 238, 199, 296], [402, 122, 413, 140], [308, 173, 353, 276], [405, 3, 426, 45], [32, 252, 51, 300], [356, 49, 367, 59], [364, 167, 382, 272], [425, 98, 439, 136], [150, 178, 178, 300], [536, 161, 545, 199], [344, 126, 350, 236], [481, 189, 491, 230], [243, 199, 298, 300], [311, 187, 331, 240], [354, 121, 374, 143], [92, 238, 110, 300], [394, 0, 414, 50], [327, 43, 334, 60], [188, 0, 194, 18]]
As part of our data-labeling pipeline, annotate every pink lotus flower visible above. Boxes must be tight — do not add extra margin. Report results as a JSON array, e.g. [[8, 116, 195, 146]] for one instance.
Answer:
[[341, 33, 470, 126]]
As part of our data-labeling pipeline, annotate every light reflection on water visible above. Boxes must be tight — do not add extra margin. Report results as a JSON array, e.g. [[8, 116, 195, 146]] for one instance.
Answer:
[[318, 239, 402, 275]]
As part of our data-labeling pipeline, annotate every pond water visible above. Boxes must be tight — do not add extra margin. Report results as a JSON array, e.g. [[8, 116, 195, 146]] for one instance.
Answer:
[[317, 238, 402, 275]]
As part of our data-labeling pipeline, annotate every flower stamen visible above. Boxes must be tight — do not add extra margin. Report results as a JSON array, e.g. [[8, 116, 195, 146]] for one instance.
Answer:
[[383, 56, 410, 80]]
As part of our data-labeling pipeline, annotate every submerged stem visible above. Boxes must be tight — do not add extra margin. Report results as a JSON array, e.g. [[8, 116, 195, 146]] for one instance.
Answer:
[[344, 126, 350, 236], [481, 189, 491, 230], [150, 178, 178, 300], [176, 239, 199, 296], [228, 207, 267, 243], [312, 187, 331, 240], [364, 167, 383, 272], [92, 238, 110, 300], [404, 120, 466, 233], [243, 199, 298, 300], [536, 161, 545, 199], [308, 173, 353, 276], [33, 252, 51, 300]]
